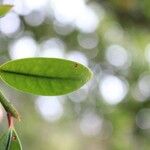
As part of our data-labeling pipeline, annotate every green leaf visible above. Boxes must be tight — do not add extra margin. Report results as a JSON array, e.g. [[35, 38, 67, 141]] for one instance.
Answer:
[[0, 58, 93, 96], [0, 130, 10, 149], [0, 5, 13, 17], [0, 129, 22, 150], [9, 129, 22, 150]]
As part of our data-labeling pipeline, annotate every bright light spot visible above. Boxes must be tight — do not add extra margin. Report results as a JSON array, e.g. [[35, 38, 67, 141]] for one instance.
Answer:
[[99, 75, 128, 105], [138, 74, 150, 98], [68, 87, 88, 103], [53, 21, 74, 35], [145, 44, 150, 63], [136, 108, 150, 129], [131, 85, 146, 102], [39, 38, 65, 58], [51, 0, 99, 33], [75, 6, 99, 33], [51, 0, 85, 24], [9, 36, 37, 59], [66, 51, 88, 66], [104, 25, 124, 43], [4, 0, 49, 14], [106, 45, 129, 68], [78, 33, 99, 49], [36, 96, 63, 122], [4, 0, 31, 15], [24, 0, 49, 10], [80, 112, 103, 136], [0, 12, 20, 35], [24, 11, 46, 26]]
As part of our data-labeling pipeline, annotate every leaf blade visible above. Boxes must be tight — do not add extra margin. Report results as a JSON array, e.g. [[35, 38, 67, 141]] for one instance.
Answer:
[[0, 5, 13, 17], [0, 58, 92, 96], [9, 129, 22, 150], [0, 129, 22, 150], [0, 130, 11, 149]]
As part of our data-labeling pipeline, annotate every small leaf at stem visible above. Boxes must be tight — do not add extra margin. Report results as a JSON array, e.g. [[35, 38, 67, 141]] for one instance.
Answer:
[[0, 5, 13, 17], [9, 129, 22, 150], [0, 58, 93, 96], [0, 129, 22, 150], [0, 130, 10, 149]]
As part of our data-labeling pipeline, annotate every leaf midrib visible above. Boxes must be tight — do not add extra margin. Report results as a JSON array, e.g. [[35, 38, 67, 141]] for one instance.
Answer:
[[6, 129, 12, 150], [0, 70, 81, 81]]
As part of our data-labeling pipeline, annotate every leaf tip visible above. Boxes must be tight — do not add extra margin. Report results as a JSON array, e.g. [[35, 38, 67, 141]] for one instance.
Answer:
[[0, 4, 14, 17]]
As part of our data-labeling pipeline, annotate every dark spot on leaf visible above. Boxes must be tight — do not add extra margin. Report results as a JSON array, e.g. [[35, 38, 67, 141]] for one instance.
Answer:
[[12, 135, 16, 141], [74, 63, 78, 68]]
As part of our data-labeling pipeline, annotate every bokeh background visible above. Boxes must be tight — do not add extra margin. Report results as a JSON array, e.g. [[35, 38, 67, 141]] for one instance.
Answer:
[[0, 0, 150, 149]]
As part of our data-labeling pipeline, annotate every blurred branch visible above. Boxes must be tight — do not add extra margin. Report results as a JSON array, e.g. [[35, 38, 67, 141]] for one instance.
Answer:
[[95, 0, 150, 28]]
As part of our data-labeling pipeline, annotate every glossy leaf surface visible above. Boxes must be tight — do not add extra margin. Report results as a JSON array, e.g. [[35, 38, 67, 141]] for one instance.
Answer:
[[0, 5, 13, 17], [0, 58, 92, 95]]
